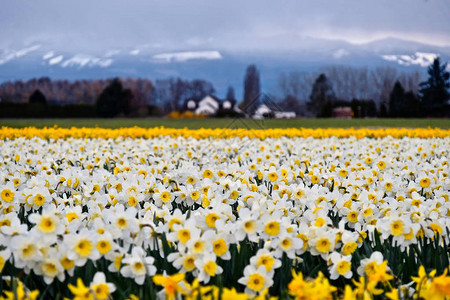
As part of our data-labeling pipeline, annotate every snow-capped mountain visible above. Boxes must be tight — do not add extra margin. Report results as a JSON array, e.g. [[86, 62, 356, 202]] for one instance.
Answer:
[[0, 37, 449, 96], [0, 45, 42, 65], [153, 51, 222, 62], [381, 52, 438, 67], [41, 52, 113, 68]]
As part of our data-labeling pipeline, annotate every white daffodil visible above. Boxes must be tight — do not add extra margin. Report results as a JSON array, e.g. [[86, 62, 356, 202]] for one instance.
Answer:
[[194, 253, 223, 283], [120, 247, 156, 285], [10, 235, 43, 271], [328, 252, 352, 280], [66, 229, 100, 266], [90, 272, 117, 300], [0, 213, 28, 237], [203, 231, 232, 260], [357, 251, 386, 277], [238, 265, 274, 296], [153, 184, 174, 208], [34, 250, 65, 284], [0, 183, 16, 206], [260, 211, 285, 240], [167, 219, 200, 246], [309, 227, 336, 259], [272, 232, 303, 259], [28, 205, 65, 242], [249, 249, 281, 274], [105, 204, 139, 239], [235, 207, 261, 242], [106, 250, 126, 273], [167, 250, 199, 273]]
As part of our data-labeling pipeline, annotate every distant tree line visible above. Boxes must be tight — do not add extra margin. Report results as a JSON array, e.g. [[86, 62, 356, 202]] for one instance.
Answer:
[[154, 78, 215, 113], [0, 77, 216, 117], [278, 66, 425, 117], [278, 58, 449, 118], [0, 77, 154, 106], [1, 58, 448, 118]]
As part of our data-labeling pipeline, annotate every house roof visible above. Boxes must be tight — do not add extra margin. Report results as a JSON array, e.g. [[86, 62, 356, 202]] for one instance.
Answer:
[[255, 102, 284, 112], [183, 95, 241, 111], [183, 94, 220, 105], [198, 95, 220, 111], [206, 94, 221, 102]]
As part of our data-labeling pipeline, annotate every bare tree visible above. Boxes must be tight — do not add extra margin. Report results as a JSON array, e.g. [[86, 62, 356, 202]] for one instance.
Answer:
[[278, 71, 317, 103], [370, 67, 398, 105], [322, 66, 371, 101], [397, 71, 423, 94]]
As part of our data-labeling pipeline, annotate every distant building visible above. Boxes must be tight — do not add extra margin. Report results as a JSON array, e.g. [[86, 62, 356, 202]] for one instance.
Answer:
[[332, 106, 353, 119], [183, 95, 242, 116], [253, 103, 296, 119], [253, 104, 273, 119], [274, 111, 297, 119], [195, 95, 221, 116]]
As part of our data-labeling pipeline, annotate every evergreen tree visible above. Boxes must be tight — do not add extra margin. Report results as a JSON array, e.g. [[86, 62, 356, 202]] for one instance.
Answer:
[[351, 99, 362, 118], [29, 89, 46, 104], [419, 57, 450, 117], [405, 92, 421, 118], [241, 65, 260, 115], [366, 100, 378, 117], [379, 101, 388, 118], [308, 74, 335, 117], [226, 86, 236, 101], [96, 78, 128, 118], [388, 81, 407, 118]]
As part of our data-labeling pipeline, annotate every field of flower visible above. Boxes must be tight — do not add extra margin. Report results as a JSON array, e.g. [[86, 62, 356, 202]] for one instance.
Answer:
[[0, 126, 449, 299]]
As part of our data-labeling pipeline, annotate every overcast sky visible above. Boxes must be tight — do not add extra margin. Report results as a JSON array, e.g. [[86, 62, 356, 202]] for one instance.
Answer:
[[1, 0, 450, 53]]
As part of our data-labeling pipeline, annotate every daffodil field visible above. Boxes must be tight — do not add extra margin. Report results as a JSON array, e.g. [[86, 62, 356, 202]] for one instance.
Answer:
[[0, 126, 450, 299]]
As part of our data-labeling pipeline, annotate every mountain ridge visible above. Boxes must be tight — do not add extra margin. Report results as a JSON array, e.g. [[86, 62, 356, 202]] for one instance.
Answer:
[[1, 37, 449, 96]]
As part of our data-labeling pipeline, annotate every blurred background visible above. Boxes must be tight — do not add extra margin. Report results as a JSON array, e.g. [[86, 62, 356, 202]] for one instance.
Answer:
[[0, 0, 449, 119]]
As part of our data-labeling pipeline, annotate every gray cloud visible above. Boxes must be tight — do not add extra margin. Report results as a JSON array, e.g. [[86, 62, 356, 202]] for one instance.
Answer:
[[1, 0, 449, 53]]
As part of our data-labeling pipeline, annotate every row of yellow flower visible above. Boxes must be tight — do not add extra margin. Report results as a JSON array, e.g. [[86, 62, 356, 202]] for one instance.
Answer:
[[1, 126, 449, 140], [3, 266, 450, 300]]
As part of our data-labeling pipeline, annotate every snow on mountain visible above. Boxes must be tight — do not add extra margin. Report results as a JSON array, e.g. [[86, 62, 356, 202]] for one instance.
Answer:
[[49, 55, 64, 65], [153, 51, 222, 62], [0, 45, 41, 65], [381, 52, 438, 67], [332, 49, 350, 59], [42, 51, 55, 60], [60, 55, 113, 68], [1, 37, 449, 96]]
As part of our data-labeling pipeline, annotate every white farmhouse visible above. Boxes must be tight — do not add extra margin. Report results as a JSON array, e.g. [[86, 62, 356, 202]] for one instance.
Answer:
[[253, 104, 273, 119], [183, 95, 243, 116], [274, 111, 296, 119], [253, 103, 296, 119], [195, 95, 221, 116]]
